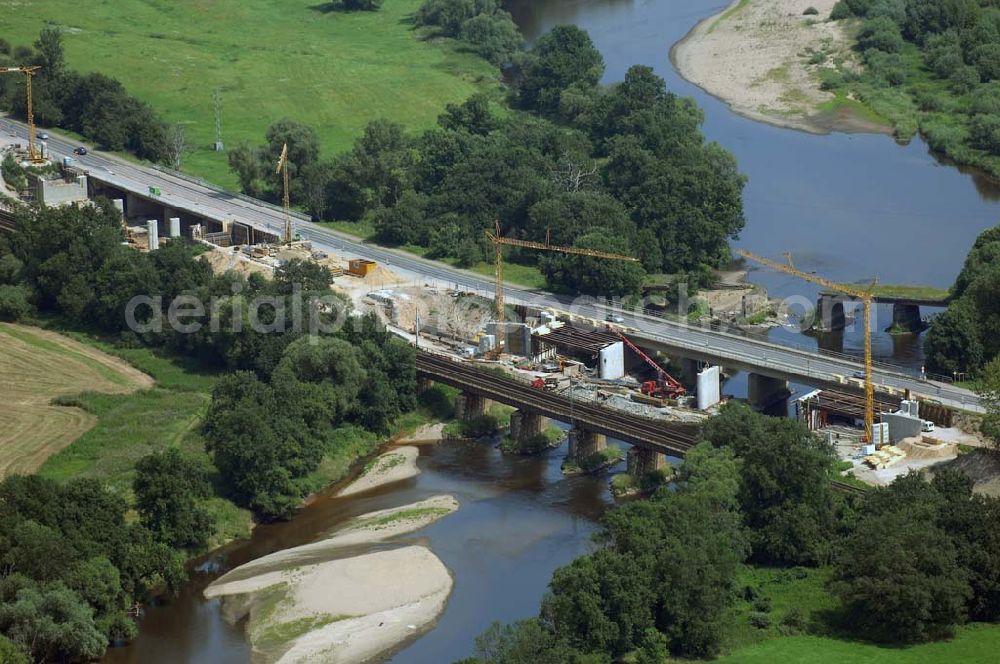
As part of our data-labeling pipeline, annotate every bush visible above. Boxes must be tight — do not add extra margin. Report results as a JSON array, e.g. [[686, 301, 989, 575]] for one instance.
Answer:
[[752, 595, 773, 613], [803, 6, 819, 16], [0, 284, 32, 321], [781, 607, 808, 634], [830, 1, 854, 20], [858, 17, 905, 54], [340, 0, 382, 9], [748, 611, 772, 629]]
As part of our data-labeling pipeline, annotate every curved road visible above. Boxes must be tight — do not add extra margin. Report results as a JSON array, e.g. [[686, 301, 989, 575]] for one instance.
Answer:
[[1, 118, 981, 412]]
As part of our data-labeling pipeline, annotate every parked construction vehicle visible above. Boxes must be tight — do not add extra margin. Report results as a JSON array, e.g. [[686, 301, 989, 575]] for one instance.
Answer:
[[606, 325, 686, 399]]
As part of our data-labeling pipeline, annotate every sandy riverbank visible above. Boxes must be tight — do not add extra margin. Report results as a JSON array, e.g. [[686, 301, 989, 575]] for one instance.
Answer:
[[672, 0, 885, 134], [205, 495, 459, 663], [337, 445, 420, 497]]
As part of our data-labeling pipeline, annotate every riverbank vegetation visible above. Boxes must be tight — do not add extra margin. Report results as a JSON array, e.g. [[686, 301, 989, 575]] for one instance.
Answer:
[[924, 224, 1000, 377], [229, 11, 746, 296], [0, 202, 433, 659], [458, 403, 1000, 663], [827, 0, 1000, 175]]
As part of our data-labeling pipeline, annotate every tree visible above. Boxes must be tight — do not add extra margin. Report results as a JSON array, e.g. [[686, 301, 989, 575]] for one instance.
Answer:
[[539, 231, 645, 296], [459, 12, 522, 66], [273, 258, 333, 294], [0, 580, 107, 662], [34, 27, 65, 77], [134, 449, 214, 550], [834, 496, 971, 643], [858, 16, 905, 53], [516, 26, 604, 115], [0, 284, 32, 321], [0, 635, 28, 664], [166, 123, 186, 169], [228, 141, 266, 198], [700, 402, 839, 565], [924, 299, 984, 375]]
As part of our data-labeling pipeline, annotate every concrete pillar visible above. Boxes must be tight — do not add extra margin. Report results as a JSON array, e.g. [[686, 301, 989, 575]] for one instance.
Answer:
[[416, 376, 434, 394], [696, 365, 721, 410], [168, 217, 181, 238], [567, 427, 606, 461], [509, 410, 547, 446], [112, 198, 125, 219], [747, 373, 790, 411], [454, 392, 491, 421], [627, 446, 665, 476], [146, 220, 159, 251], [888, 303, 924, 334], [815, 293, 847, 332]]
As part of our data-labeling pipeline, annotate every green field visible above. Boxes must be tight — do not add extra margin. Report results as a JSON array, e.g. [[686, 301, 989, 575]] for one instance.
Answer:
[[0, 0, 496, 187]]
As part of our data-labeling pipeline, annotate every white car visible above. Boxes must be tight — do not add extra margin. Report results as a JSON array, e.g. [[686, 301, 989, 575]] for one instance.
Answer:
[[38, 132, 49, 140], [921, 420, 935, 433]]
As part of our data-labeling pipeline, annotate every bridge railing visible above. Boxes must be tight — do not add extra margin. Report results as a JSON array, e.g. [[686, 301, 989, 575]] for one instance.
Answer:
[[150, 164, 312, 222]]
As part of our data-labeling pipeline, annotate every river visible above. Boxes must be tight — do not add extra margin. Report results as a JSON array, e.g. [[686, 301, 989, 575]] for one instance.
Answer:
[[104, 1, 1000, 662]]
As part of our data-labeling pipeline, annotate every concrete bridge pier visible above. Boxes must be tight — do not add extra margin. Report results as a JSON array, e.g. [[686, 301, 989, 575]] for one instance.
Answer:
[[815, 293, 848, 332], [748, 373, 791, 411], [888, 303, 924, 333], [416, 376, 434, 394], [567, 427, 606, 462], [454, 392, 492, 421], [508, 410, 548, 450], [627, 446, 665, 477]]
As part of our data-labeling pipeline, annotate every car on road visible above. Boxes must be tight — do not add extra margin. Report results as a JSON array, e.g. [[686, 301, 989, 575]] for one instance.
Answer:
[[606, 313, 625, 324], [922, 420, 935, 433], [73, 147, 87, 155], [852, 370, 866, 380], [38, 132, 48, 140]]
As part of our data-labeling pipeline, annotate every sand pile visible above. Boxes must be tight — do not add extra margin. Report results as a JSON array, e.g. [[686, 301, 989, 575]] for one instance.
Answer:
[[363, 264, 403, 288], [200, 248, 274, 279], [898, 437, 956, 461]]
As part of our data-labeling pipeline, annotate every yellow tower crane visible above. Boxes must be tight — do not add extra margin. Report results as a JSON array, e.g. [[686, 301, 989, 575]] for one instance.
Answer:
[[738, 249, 878, 443], [275, 143, 292, 245], [0, 66, 44, 163], [485, 220, 639, 323]]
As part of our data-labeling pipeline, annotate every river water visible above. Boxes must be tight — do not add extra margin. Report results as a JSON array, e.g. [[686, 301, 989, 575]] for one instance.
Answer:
[[104, 1, 1000, 662]]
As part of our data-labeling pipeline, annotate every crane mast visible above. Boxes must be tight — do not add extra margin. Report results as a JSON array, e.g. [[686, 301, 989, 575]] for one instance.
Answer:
[[484, 221, 639, 355], [738, 249, 877, 442], [0, 66, 43, 163], [275, 143, 292, 245]]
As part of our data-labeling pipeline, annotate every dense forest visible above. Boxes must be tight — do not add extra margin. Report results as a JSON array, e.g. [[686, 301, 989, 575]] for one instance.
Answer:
[[0, 29, 175, 165], [229, 3, 746, 296], [458, 404, 1000, 663], [829, 0, 1000, 175], [0, 202, 419, 659], [924, 224, 1000, 377]]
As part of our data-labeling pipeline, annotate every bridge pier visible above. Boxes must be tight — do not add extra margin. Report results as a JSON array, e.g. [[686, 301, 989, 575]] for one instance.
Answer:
[[567, 427, 606, 462], [748, 373, 791, 411], [627, 446, 665, 477], [507, 410, 549, 452], [888, 303, 925, 334], [815, 293, 848, 332], [454, 392, 491, 421], [416, 376, 434, 394]]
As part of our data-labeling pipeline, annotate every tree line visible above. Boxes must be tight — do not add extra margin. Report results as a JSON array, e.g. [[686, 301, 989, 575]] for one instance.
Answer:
[[830, 0, 1000, 174], [0, 29, 176, 165], [924, 224, 1000, 377], [457, 403, 1000, 663], [228, 21, 746, 297], [0, 202, 418, 659]]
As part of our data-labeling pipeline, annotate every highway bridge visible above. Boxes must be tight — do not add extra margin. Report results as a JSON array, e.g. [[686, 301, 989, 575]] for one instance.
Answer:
[[0, 118, 981, 413]]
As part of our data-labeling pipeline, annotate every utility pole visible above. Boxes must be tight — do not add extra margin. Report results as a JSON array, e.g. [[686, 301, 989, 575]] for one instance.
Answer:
[[213, 88, 223, 152]]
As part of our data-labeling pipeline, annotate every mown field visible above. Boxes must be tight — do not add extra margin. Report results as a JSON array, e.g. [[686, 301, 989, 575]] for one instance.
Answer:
[[0, 323, 152, 477], [0, 0, 496, 187]]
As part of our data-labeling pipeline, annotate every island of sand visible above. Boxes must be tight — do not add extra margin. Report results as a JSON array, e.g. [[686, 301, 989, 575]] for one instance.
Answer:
[[205, 494, 459, 663], [337, 446, 421, 498], [672, 0, 886, 134]]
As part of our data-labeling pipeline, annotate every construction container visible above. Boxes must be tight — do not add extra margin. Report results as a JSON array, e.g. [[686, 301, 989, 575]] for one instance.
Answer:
[[348, 259, 377, 277]]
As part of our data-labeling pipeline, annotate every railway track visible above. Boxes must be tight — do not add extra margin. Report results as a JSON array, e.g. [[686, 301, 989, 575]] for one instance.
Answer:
[[416, 352, 873, 496]]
